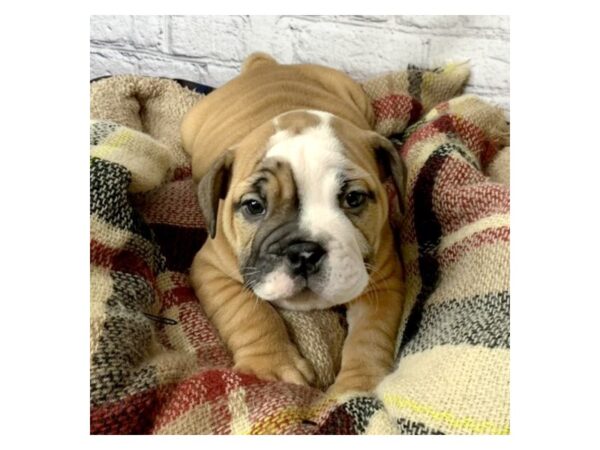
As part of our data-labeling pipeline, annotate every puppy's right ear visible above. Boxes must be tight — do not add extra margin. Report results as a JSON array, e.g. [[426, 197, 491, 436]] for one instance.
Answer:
[[197, 150, 235, 239]]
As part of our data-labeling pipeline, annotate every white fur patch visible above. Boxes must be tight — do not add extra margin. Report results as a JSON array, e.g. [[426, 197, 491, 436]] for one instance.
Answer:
[[253, 267, 297, 300]]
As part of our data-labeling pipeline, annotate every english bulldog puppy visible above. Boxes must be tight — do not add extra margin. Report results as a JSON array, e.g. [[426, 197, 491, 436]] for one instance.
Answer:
[[181, 53, 405, 394]]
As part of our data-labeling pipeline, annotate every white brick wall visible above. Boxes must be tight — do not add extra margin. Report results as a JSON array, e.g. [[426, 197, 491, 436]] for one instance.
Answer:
[[90, 15, 509, 114]]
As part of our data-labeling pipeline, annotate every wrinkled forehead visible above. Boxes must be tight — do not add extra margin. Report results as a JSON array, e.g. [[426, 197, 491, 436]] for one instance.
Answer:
[[264, 110, 369, 183], [230, 109, 375, 202]]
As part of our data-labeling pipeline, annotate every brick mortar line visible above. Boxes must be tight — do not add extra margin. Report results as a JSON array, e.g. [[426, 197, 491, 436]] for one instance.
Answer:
[[90, 43, 241, 68], [162, 16, 170, 54], [90, 41, 509, 72], [90, 44, 509, 97], [275, 15, 509, 40]]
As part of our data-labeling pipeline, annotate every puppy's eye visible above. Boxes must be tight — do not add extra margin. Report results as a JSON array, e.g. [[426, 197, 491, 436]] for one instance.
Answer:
[[242, 198, 266, 216], [342, 191, 367, 209]]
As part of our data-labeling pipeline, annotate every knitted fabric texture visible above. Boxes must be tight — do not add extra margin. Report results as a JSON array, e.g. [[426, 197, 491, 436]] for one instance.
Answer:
[[90, 66, 510, 434]]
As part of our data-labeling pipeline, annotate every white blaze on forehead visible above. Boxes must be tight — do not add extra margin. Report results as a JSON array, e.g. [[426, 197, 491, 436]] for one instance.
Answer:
[[266, 111, 347, 237]]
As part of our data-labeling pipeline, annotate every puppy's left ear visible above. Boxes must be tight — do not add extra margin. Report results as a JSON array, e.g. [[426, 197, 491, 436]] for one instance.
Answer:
[[197, 149, 235, 239], [370, 133, 407, 215]]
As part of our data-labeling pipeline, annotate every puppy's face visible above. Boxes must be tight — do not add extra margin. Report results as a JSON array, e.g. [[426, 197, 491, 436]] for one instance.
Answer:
[[198, 110, 405, 311]]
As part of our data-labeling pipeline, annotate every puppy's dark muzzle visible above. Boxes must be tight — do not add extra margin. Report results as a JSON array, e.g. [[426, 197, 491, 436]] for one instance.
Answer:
[[243, 218, 328, 287], [284, 241, 325, 276]]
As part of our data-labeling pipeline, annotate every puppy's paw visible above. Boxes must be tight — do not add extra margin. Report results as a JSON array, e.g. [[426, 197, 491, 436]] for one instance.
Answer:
[[234, 344, 315, 386], [326, 372, 385, 396]]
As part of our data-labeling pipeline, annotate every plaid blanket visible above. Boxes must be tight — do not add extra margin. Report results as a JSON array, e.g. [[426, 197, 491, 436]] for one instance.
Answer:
[[90, 65, 509, 434]]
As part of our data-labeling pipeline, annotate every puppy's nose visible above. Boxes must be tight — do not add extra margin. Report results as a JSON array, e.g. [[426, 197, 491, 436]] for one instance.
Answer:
[[285, 241, 325, 276]]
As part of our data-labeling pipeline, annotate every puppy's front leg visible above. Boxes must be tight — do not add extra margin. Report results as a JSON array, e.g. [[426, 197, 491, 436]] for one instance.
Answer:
[[190, 254, 315, 386], [328, 280, 404, 395]]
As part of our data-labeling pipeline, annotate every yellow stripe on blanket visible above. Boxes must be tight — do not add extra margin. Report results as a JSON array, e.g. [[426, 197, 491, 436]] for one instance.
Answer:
[[380, 394, 509, 434], [91, 127, 137, 159], [249, 406, 308, 435], [376, 345, 509, 434], [249, 397, 337, 435], [90, 125, 174, 193]]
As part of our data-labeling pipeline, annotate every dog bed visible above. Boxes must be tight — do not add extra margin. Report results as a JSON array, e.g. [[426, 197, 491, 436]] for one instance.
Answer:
[[90, 64, 509, 434]]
